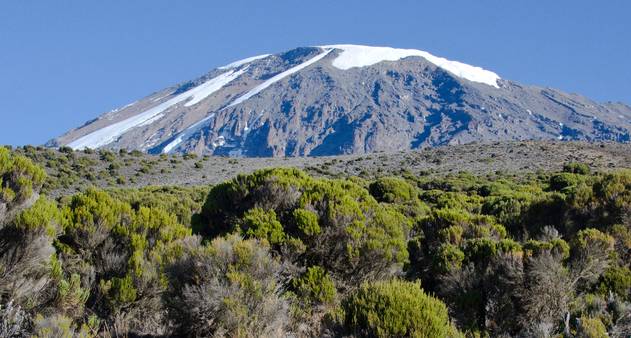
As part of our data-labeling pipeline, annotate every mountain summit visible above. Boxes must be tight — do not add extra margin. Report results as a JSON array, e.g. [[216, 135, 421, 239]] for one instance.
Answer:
[[52, 45, 631, 156]]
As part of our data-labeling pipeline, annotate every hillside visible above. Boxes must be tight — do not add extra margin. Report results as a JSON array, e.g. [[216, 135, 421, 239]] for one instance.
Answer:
[[1, 144, 630, 337], [9, 141, 631, 198]]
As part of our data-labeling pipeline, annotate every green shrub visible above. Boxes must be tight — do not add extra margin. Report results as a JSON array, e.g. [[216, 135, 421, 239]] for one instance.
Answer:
[[598, 265, 631, 300], [183, 153, 197, 160], [0, 147, 46, 205], [56, 187, 191, 333], [98, 150, 116, 162], [200, 168, 410, 283], [55, 273, 90, 316], [434, 244, 465, 273], [523, 239, 570, 259], [167, 234, 288, 337], [100, 274, 137, 310], [241, 207, 285, 245], [58, 146, 74, 154], [1, 198, 60, 306], [13, 197, 61, 236], [576, 316, 607, 338], [292, 266, 337, 305], [369, 177, 417, 203], [108, 162, 121, 172], [292, 208, 320, 236], [463, 238, 498, 262], [107, 185, 208, 225], [342, 279, 459, 337], [563, 162, 590, 175], [574, 228, 615, 253], [116, 175, 126, 185]]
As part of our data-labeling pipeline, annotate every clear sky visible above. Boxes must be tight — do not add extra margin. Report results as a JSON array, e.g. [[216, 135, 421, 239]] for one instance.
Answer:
[[1, 0, 630, 146]]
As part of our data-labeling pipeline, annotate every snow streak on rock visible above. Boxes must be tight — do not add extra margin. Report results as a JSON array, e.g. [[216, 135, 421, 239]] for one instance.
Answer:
[[228, 49, 333, 107], [68, 68, 246, 149]]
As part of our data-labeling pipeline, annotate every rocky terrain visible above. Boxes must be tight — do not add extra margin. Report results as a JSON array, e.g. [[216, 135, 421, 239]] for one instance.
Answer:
[[50, 45, 631, 156], [15, 141, 631, 198]]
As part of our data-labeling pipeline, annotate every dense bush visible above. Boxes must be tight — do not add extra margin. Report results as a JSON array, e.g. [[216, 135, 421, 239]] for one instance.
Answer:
[[1, 147, 630, 337], [369, 176, 417, 204], [199, 168, 410, 284], [55, 188, 192, 335], [0, 197, 60, 306], [292, 266, 337, 305], [564, 162, 591, 175], [0, 146, 46, 224], [167, 234, 288, 337], [342, 279, 460, 337]]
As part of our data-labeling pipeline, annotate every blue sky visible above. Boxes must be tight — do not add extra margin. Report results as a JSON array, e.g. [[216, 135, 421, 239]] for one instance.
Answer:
[[1, 0, 630, 146]]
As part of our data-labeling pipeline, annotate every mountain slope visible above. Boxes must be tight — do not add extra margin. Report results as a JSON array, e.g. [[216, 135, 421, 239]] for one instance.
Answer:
[[52, 45, 631, 156]]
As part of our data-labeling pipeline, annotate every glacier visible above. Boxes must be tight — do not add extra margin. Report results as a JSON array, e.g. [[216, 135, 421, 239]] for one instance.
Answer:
[[320, 44, 500, 88]]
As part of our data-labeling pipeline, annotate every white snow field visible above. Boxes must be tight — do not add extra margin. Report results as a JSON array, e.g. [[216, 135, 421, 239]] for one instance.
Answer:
[[67, 68, 247, 150], [320, 44, 500, 88]]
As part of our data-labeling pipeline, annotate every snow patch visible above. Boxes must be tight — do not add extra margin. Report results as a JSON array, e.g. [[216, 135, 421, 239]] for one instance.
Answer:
[[228, 49, 332, 107], [320, 44, 500, 88], [218, 54, 270, 70], [184, 67, 248, 107], [161, 113, 216, 153], [68, 68, 245, 150], [212, 136, 226, 147]]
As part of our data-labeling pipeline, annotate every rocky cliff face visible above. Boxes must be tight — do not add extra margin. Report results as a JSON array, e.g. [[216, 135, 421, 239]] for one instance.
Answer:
[[52, 45, 631, 156]]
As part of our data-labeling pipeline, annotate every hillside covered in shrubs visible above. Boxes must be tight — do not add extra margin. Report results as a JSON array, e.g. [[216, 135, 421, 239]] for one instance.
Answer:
[[1, 145, 630, 337]]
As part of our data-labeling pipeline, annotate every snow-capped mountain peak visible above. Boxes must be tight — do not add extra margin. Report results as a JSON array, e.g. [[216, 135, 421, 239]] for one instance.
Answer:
[[53, 44, 630, 156]]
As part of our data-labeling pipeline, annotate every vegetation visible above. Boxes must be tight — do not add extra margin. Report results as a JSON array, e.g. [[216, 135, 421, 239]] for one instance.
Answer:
[[342, 279, 459, 337], [1, 145, 630, 337]]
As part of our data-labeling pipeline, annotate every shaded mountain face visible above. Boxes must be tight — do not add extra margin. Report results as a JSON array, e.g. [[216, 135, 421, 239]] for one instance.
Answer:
[[52, 45, 631, 156]]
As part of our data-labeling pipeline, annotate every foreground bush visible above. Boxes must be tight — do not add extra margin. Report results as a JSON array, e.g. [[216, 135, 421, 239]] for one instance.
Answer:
[[342, 279, 459, 337], [1, 147, 630, 337], [167, 234, 288, 337]]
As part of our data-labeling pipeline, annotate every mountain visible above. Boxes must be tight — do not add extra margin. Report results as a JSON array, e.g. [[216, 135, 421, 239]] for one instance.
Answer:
[[51, 44, 631, 156]]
